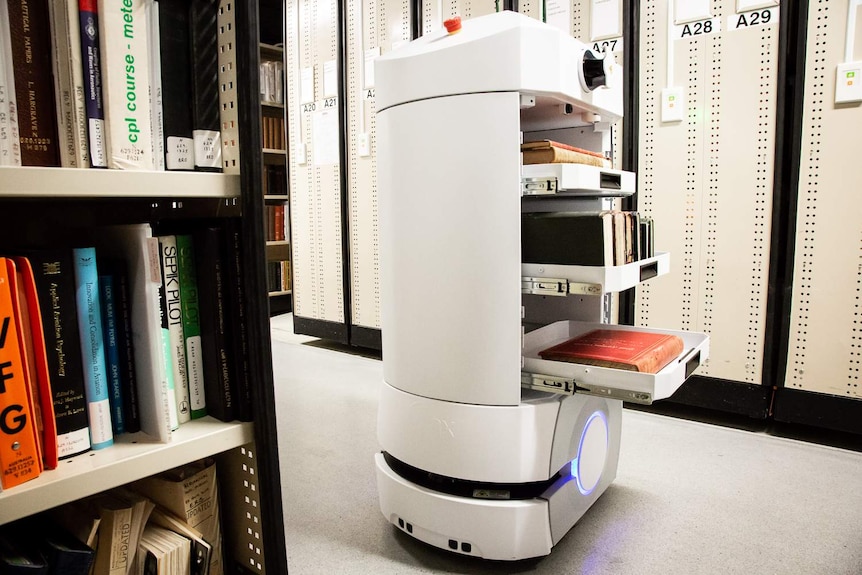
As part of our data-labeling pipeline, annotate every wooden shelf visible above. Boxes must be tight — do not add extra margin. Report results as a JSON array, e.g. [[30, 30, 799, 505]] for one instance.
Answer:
[[261, 101, 285, 109], [264, 194, 289, 202], [259, 42, 284, 58], [266, 240, 290, 246], [269, 290, 292, 296], [0, 419, 254, 524], [0, 166, 240, 198]]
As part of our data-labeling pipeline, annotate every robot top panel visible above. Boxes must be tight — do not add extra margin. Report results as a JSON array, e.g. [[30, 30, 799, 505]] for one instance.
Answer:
[[374, 10, 623, 121]]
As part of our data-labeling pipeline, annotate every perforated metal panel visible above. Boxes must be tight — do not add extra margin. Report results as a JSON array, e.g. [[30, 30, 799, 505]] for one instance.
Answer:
[[785, 0, 862, 399], [285, 0, 346, 325], [345, 0, 411, 331], [422, 0, 499, 35], [217, 444, 266, 573], [636, 0, 778, 384], [218, 0, 240, 173]]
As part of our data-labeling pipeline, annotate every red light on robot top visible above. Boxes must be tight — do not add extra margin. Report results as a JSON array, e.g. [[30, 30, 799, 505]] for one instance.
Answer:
[[444, 17, 462, 34]]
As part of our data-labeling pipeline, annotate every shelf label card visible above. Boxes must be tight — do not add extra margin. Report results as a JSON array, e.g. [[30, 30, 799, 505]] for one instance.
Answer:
[[592, 37, 624, 54], [737, 0, 779, 12], [323, 60, 338, 98], [727, 7, 779, 31], [166, 136, 194, 170], [674, 17, 721, 39], [591, 0, 621, 41]]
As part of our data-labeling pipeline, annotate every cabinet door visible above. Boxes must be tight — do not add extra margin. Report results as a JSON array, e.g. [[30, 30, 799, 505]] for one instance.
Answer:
[[634, 0, 780, 416], [286, 0, 349, 343], [773, 0, 862, 434]]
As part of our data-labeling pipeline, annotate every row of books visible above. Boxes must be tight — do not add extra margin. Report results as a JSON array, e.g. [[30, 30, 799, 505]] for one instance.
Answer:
[[0, 458, 223, 575], [260, 59, 284, 106], [262, 116, 285, 151], [267, 261, 291, 294], [263, 164, 287, 196], [0, 0, 223, 171], [522, 210, 656, 267], [265, 205, 288, 242], [0, 223, 252, 491]]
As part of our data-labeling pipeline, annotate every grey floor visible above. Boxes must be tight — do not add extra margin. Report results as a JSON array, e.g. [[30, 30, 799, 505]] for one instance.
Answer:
[[270, 314, 862, 575]]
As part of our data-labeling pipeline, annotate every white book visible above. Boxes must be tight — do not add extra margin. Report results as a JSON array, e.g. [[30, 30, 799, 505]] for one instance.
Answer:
[[0, 0, 21, 166], [146, 0, 165, 171], [49, 0, 90, 168], [98, 224, 173, 442], [97, 0, 155, 169], [0, 16, 10, 166], [158, 235, 191, 425]]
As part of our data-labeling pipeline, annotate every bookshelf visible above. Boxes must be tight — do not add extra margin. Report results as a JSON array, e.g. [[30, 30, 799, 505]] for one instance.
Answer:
[[259, 40, 292, 316], [0, 2, 288, 573]]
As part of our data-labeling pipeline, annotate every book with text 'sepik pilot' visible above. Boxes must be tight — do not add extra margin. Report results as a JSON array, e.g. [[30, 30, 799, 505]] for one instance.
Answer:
[[0, 258, 42, 490], [72, 247, 114, 450]]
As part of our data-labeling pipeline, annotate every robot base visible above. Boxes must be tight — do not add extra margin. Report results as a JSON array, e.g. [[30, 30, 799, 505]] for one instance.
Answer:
[[375, 398, 621, 561]]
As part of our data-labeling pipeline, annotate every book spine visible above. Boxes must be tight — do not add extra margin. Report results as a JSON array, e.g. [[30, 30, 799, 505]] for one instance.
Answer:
[[0, 1, 21, 166], [146, 0, 165, 170], [176, 234, 206, 419], [63, 0, 91, 167], [225, 221, 251, 421], [0, 258, 41, 489], [23, 250, 91, 458], [96, 0, 154, 169], [72, 247, 113, 450], [158, 236, 190, 424], [0, 16, 10, 166], [78, 0, 108, 167], [156, 244, 180, 430], [8, 260, 47, 474], [111, 263, 139, 433], [48, 0, 81, 167], [6, 0, 61, 166], [156, 0, 195, 171], [13, 257, 58, 469], [193, 227, 234, 422], [189, 0, 222, 172], [98, 273, 125, 435]]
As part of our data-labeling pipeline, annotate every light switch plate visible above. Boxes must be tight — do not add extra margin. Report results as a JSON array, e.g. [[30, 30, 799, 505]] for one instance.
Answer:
[[835, 62, 862, 103], [661, 87, 685, 122], [358, 133, 371, 157]]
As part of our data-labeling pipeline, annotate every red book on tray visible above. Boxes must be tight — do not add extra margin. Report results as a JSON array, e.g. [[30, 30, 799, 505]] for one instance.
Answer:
[[538, 329, 684, 374]]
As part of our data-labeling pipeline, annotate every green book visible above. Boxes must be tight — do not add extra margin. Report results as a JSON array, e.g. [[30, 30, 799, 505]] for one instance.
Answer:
[[177, 234, 207, 419]]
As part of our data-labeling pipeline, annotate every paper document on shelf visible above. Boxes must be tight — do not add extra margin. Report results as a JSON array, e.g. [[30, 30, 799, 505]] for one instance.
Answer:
[[323, 60, 337, 98], [312, 107, 339, 165], [544, 0, 571, 35], [674, 0, 711, 23], [591, 0, 621, 40]]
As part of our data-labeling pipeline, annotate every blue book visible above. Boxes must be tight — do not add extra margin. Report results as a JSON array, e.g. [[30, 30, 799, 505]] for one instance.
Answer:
[[78, 0, 107, 167], [72, 247, 113, 450], [99, 273, 125, 435]]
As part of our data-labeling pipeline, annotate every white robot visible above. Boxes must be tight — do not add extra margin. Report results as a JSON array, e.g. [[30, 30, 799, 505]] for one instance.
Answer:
[[374, 11, 707, 560]]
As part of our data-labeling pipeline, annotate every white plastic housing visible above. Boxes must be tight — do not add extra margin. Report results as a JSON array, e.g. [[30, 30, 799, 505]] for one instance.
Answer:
[[378, 91, 523, 406], [374, 11, 623, 119]]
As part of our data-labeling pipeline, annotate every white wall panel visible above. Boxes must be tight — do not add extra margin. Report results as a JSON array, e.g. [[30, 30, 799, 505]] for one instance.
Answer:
[[785, 0, 862, 399], [636, 0, 779, 384], [345, 0, 411, 331], [286, 0, 346, 325]]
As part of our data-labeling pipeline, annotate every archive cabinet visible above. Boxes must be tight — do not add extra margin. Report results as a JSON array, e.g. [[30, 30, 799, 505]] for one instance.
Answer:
[[0, 2, 289, 573]]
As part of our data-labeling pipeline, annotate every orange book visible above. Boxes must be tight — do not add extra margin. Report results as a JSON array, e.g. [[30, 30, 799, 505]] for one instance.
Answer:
[[539, 329, 685, 374], [0, 258, 42, 489], [13, 257, 58, 469]]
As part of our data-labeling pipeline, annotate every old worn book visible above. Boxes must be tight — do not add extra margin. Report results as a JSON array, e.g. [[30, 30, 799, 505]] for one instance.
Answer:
[[521, 140, 610, 168], [522, 211, 615, 266], [539, 329, 684, 374]]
